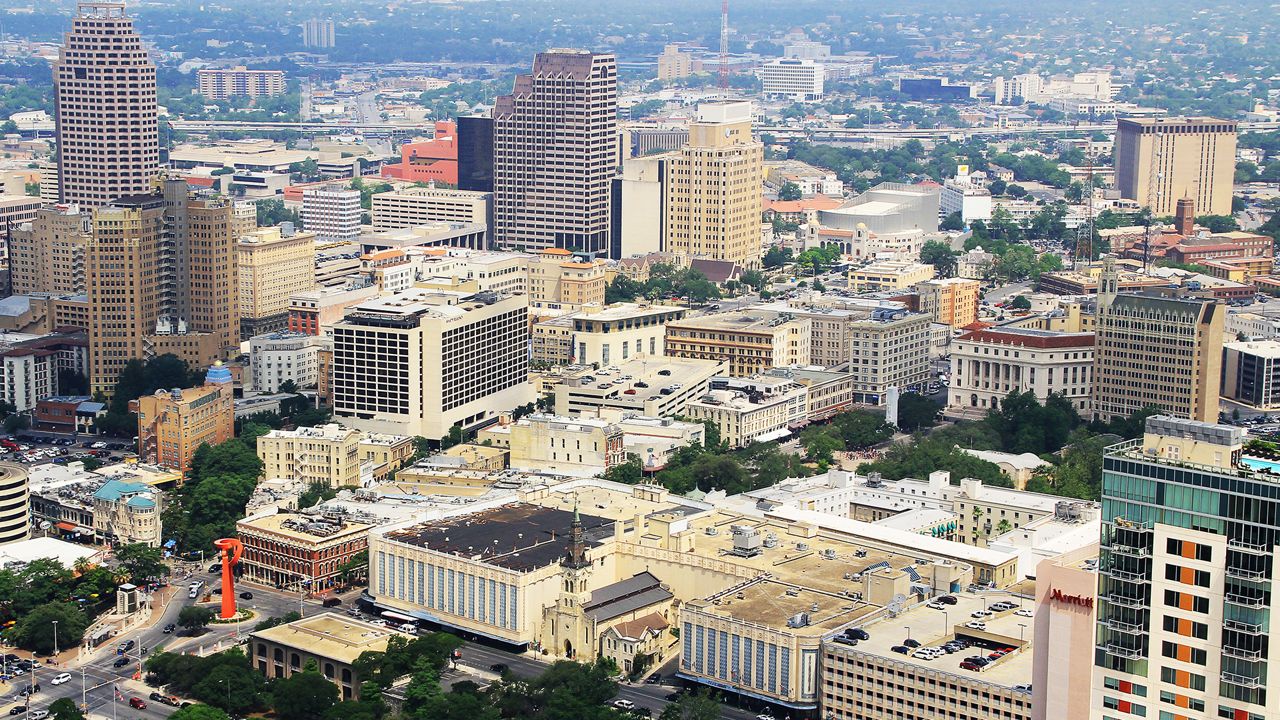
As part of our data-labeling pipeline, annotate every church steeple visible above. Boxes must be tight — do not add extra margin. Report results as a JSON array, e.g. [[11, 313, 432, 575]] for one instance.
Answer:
[[564, 499, 590, 569]]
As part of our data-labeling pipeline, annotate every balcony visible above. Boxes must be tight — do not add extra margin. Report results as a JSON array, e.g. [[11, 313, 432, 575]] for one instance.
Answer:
[[1103, 567, 1149, 583], [1101, 644, 1145, 660], [1107, 543, 1149, 558], [1224, 619, 1264, 635], [1226, 594, 1266, 608], [1101, 594, 1147, 609], [1227, 538, 1272, 556], [1222, 672, 1263, 689], [1103, 618, 1148, 635], [1225, 566, 1268, 582], [1223, 646, 1264, 661]]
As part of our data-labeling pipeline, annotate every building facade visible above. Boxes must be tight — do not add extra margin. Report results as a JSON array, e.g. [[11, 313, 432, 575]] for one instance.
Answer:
[[330, 290, 534, 441], [665, 312, 811, 378], [0, 462, 29, 545], [91, 479, 159, 547], [663, 102, 764, 268], [1223, 340, 1280, 410], [9, 205, 89, 296], [917, 278, 980, 328], [528, 250, 608, 310], [370, 187, 490, 231], [492, 51, 618, 255], [249, 331, 329, 393], [1092, 262, 1223, 423], [197, 67, 286, 100], [947, 327, 1095, 420], [132, 364, 235, 476], [303, 184, 361, 244], [238, 225, 317, 339], [53, 3, 160, 207], [88, 181, 239, 393], [1114, 117, 1237, 217], [757, 59, 824, 101], [1093, 416, 1271, 720], [257, 424, 363, 488]]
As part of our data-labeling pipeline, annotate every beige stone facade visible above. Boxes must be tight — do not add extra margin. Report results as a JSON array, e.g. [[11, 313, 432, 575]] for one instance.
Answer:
[[238, 226, 317, 338], [665, 311, 811, 377], [258, 424, 363, 488], [1114, 116, 1237, 216], [10, 204, 89, 296]]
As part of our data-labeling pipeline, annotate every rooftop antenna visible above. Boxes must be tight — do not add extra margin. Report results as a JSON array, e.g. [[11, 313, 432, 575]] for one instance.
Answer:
[[719, 0, 729, 94]]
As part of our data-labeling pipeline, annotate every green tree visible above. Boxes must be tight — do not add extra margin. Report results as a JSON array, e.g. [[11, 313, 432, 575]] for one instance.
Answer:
[[24, 181, 40, 197], [940, 211, 965, 231], [658, 689, 721, 720], [799, 425, 844, 467], [777, 181, 803, 201], [48, 698, 85, 720], [762, 246, 792, 268], [1010, 295, 1032, 310], [170, 706, 231, 720], [13, 602, 89, 654], [115, 543, 167, 583], [178, 605, 216, 634], [256, 198, 301, 227], [919, 239, 959, 277], [896, 394, 938, 431], [602, 454, 644, 484], [253, 611, 302, 632], [1195, 214, 1240, 233], [271, 663, 340, 720]]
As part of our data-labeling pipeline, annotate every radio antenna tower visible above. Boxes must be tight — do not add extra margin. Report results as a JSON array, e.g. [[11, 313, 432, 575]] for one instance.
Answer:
[[719, 0, 729, 93]]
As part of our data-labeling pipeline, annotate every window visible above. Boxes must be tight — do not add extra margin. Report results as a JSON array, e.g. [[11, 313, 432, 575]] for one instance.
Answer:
[[1161, 616, 1209, 640], [1160, 641, 1207, 665]]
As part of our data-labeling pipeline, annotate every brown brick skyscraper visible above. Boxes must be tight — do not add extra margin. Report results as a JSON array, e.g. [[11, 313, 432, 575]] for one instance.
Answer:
[[54, 3, 160, 207]]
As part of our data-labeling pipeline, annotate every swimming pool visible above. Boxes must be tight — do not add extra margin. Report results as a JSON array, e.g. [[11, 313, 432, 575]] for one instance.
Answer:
[[1239, 456, 1280, 472]]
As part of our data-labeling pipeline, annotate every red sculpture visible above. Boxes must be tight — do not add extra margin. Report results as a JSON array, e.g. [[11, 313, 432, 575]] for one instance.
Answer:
[[213, 538, 244, 619]]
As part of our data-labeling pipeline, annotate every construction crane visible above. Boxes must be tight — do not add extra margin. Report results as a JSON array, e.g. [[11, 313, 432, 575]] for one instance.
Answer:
[[719, 0, 729, 93]]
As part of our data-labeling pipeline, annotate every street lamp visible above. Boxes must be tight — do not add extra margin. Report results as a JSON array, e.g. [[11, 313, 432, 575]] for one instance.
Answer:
[[1017, 623, 1027, 646], [904, 625, 911, 642], [52, 620, 58, 658]]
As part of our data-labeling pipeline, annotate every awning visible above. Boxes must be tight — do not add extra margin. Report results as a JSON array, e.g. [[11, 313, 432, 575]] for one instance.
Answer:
[[753, 428, 792, 443], [380, 610, 416, 624], [55, 522, 77, 532], [674, 672, 817, 711]]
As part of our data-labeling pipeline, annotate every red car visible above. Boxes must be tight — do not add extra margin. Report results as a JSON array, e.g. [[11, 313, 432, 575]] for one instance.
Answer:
[[129, 698, 146, 710]]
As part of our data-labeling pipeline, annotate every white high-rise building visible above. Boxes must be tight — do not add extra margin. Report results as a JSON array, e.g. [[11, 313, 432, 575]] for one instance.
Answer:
[[303, 184, 361, 243], [757, 59, 824, 101]]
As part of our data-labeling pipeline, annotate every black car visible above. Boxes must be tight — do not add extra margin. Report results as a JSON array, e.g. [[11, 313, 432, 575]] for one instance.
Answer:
[[239, 592, 253, 600], [19, 684, 39, 695], [489, 663, 509, 674], [849, 628, 870, 641], [938, 595, 958, 605], [890, 645, 910, 654], [903, 638, 921, 649], [322, 597, 342, 607], [644, 674, 662, 685], [113, 656, 131, 668], [9, 707, 25, 715], [162, 624, 176, 634]]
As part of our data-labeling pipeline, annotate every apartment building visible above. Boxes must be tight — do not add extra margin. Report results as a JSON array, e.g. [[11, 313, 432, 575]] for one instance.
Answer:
[[1093, 416, 1272, 720], [9, 205, 89, 297], [257, 424, 363, 488], [684, 377, 808, 447], [492, 51, 617, 255], [1114, 117, 1237, 216], [917, 278, 980, 327], [303, 184, 361, 243], [947, 326, 1095, 420], [54, 3, 160, 207], [330, 289, 534, 441], [757, 58, 824, 101], [238, 225, 318, 339], [132, 364, 235, 476], [197, 67, 287, 100], [663, 102, 764, 268], [1092, 261, 1223, 423], [528, 249, 608, 310], [249, 331, 330, 393], [477, 413, 625, 473], [88, 181, 239, 393], [848, 260, 936, 293], [665, 311, 811, 377], [370, 186, 490, 231], [301, 18, 335, 48]]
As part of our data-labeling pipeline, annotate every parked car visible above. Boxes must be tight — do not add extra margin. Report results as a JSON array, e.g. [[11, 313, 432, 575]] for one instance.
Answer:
[[938, 595, 958, 605], [889, 645, 910, 654], [903, 638, 921, 649], [489, 663, 509, 674], [322, 597, 342, 607], [128, 698, 146, 710], [611, 700, 635, 711], [162, 623, 176, 634], [1014, 608, 1034, 617]]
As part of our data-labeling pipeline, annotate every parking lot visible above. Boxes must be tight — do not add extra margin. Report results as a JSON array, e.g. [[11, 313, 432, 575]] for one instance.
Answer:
[[0, 433, 134, 467]]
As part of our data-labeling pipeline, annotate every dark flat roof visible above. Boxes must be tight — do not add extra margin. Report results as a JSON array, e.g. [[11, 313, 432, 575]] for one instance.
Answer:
[[382, 503, 614, 573]]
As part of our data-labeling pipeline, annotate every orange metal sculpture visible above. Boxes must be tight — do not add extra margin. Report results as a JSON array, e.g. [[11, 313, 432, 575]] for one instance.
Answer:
[[213, 538, 244, 619]]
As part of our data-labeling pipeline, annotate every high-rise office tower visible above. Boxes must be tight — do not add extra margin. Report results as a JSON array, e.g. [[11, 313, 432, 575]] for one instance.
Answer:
[[664, 101, 764, 267], [492, 50, 618, 255], [1114, 117, 1237, 217], [1092, 258, 1223, 423], [457, 115, 495, 194], [88, 179, 238, 393], [1094, 415, 1269, 720], [53, 3, 160, 207]]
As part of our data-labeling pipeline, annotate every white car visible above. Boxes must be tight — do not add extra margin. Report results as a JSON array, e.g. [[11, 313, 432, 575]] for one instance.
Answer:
[[971, 609, 993, 618], [965, 621, 987, 630], [757, 715, 776, 720], [926, 601, 945, 609], [1015, 608, 1034, 617], [50, 673, 72, 686], [612, 699, 635, 710], [30, 712, 49, 720]]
